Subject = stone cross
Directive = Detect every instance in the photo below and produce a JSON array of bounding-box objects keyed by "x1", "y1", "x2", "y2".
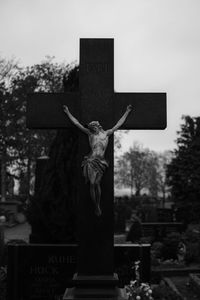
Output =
[{"x1": 27, "y1": 39, "x2": 166, "y2": 297}]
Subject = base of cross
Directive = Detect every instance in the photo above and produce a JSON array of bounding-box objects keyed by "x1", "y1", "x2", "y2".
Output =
[{"x1": 63, "y1": 273, "x2": 128, "y2": 299}]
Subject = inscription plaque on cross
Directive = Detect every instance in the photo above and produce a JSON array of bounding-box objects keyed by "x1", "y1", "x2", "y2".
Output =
[{"x1": 27, "y1": 39, "x2": 166, "y2": 298}]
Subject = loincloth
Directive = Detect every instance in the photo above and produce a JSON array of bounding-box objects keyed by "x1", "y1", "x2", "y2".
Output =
[{"x1": 81, "y1": 155, "x2": 108, "y2": 184}]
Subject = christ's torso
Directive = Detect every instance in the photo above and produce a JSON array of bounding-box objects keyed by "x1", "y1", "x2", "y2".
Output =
[{"x1": 89, "y1": 131, "x2": 109, "y2": 157}]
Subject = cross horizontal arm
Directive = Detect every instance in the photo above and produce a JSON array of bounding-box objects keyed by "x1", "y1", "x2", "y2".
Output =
[
  {"x1": 113, "y1": 92, "x2": 166, "y2": 129},
  {"x1": 27, "y1": 93, "x2": 80, "y2": 129}
]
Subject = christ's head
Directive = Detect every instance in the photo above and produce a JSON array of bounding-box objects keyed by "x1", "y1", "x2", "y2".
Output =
[{"x1": 87, "y1": 121, "x2": 103, "y2": 133}]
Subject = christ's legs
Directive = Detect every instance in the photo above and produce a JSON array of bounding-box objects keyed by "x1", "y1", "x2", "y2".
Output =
[
  {"x1": 95, "y1": 174, "x2": 102, "y2": 216},
  {"x1": 90, "y1": 184, "x2": 96, "y2": 206}
]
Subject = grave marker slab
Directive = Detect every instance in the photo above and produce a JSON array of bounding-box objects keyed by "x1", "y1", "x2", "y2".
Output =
[
  {"x1": 142, "y1": 222, "x2": 183, "y2": 241},
  {"x1": 7, "y1": 244, "x2": 77, "y2": 300},
  {"x1": 7, "y1": 244, "x2": 150, "y2": 300}
]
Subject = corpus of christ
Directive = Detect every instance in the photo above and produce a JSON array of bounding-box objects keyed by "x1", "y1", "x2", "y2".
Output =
[{"x1": 63, "y1": 104, "x2": 133, "y2": 216}]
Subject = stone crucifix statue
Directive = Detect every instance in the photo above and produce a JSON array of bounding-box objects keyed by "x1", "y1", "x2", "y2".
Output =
[{"x1": 63, "y1": 104, "x2": 132, "y2": 216}]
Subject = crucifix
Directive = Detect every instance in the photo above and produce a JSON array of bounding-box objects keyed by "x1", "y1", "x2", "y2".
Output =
[
  {"x1": 27, "y1": 39, "x2": 166, "y2": 298},
  {"x1": 63, "y1": 103, "x2": 132, "y2": 217}
]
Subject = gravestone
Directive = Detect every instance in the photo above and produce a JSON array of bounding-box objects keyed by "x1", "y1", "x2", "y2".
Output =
[
  {"x1": 142, "y1": 222, "x2": 183, "y2": 241},
  {"x1": 27, "y1": 39, "x2": 166, "y2": 299},
  {"x1": 7, "y1": 244, "x2": 77, "y2": 300},
  {"x1": 0, "y1": 201, "x2": 20, "y2": 226},
  {"x1": 7, "y1": 243, "x2": 150, "y2": 300},
  {"x1": 157, "y1": 208, "x2": 173, "y2": 222}
]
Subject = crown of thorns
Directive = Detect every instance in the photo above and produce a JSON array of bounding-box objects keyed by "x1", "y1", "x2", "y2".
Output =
[{"x1": 88, "y1": 121, "x2": 100, "y2": 127}]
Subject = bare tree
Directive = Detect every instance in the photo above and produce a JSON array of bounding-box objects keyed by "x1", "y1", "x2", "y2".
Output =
[{"x1": 0, "y1": 57, "x2": 19, "y2": 201}]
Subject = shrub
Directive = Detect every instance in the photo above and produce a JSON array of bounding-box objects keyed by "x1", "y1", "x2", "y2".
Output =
[
  {"x1": 161, "y1": 233, "x2": 181, "y2": 260},
  {"x1": 153, "y1": 283, "x2": 182, "y2": 300},
  {"x1": 151, "y1": 242, "x2": 163, "y2": 266},
  {"x1": 182, "y1": 226, "x2": 200, "y2": 264}
]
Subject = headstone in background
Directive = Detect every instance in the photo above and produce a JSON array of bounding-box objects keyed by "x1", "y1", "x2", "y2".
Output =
[
  {"x1": 142, "y1": 222, "x2": 183, "y2": 242},
  {"x1": 0, "y1": 201, "x2": 20, "y2": 226},
  {"x1": 157, "y1": 208, "x2": 173, "y2": 222},
  {"x1": 7, "y1": 243, "x2": 150, "y2": 300}
]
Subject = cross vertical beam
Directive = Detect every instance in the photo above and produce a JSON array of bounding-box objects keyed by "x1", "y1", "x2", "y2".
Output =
[{"x1": 77, "y1": 39, "x2": 115, "y2": 275}]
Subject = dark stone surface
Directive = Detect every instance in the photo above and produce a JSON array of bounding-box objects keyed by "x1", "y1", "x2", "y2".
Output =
[
  {"x1": 114, "y1": 93, "x2": 166, "y2": 129},
  {"x1": 63, "y1": 286, "x2": 126, "y2": 300},
  {"x1": 7, "y1": 243, "x2": 150, "y2": 300},
  {"x1": 7, "y1": 244, "x2": 77, "y2": 300},
  {"x1": 77, "y1": 39, "x2": 114, "y2": 275},
  {"x1": 34, "y1": 157, "x2": 49, "y2": 194},
  {"x1": 27, "y1": 92, "x2": 166, "y2": 130},
  {"x1": 71, "y1": 273, "x2": 119, "y2": 287}
]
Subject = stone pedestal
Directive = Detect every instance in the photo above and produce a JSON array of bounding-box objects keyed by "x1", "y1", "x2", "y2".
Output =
[{"x1": 63, "y1": 273, "x2": 127, "y2": 300}]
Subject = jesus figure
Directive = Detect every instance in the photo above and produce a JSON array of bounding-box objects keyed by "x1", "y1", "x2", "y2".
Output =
[{"x1": 63, "y1": 104, "x2": 132, "y2": 216}]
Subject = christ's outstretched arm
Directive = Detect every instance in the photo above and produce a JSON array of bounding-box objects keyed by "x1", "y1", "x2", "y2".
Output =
[
  {"x1": 106, "y1": 105, "x2": 133, "y2": 136},
  {"x1": 63, "y1": 105, "x2": 89, "y2": 134}
]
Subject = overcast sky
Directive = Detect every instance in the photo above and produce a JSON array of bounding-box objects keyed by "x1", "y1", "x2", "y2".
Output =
[{"x1": 1, "y1": 0, "x2": 200, "y2": 153}]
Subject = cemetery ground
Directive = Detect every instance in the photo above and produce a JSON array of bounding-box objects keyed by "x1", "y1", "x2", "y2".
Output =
[{"x1": 0, "y1": 218, "x2": 200, "y2": 299}]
